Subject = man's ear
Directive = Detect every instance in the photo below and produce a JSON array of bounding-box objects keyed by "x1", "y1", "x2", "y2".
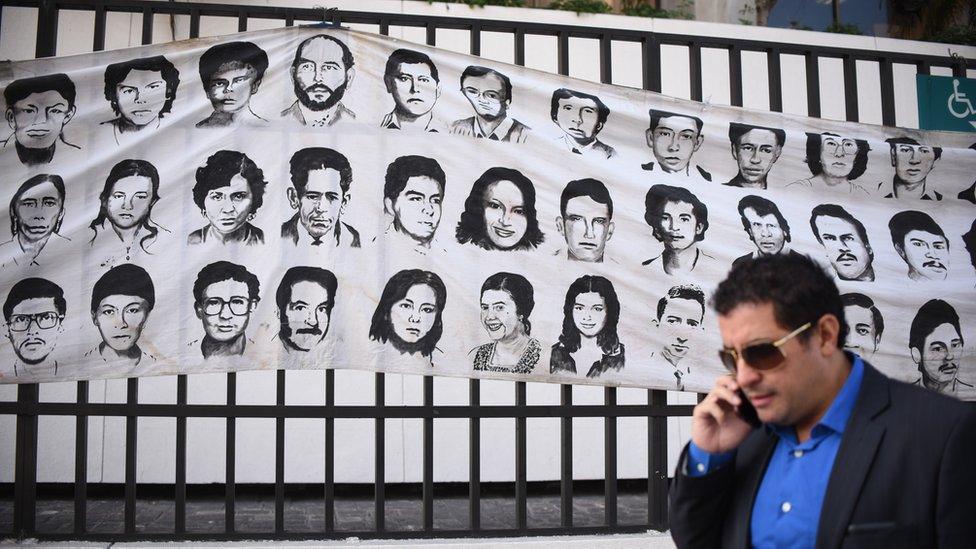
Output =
[
  {"x1": 651, "y1": 318, "x2": 660, "y2": 328},
  {"x1": 772, "y1": 146, "x2": 783, "y2": 163},
  {"x1": 890, "y1": 149, "x2": 897, "y2": 168},
  {"x1": 555, "y1": 216, "x2": 565, "y2": 237},
  {"x1": 645, "y1": 128, "x2": 654, "y2": 148},
  {"x1": 6, "y1": 108, "x2": 15, "y2": 130},
  {"x1": 594, "y1": 121, "x2": 604, "y2": 135},
  {"x1": 606, "y1": 221, "x2": 615, "y2": 242},
  {"x1": 346, "y1": 69, "x2": 356, "y2": 88},
  {"x1": 194, "y1": 304, "x2": 203, "y2": 320},
  {"x1": 251, "y1": 77, "x2": 264, "y2": 95},
  {"x1": 63, "y1": 105, "x2": 76, "y2": 126},
  {"x1": 910, "y1": 346, "x2": 921, "y2": 365},
  {"x1": 817, "y1": 314, "x2": 841, "y2": 356},
  {"x1": 384, "y1": 197, "x2": 395, "y2": 216},
  {"x1": 286, "y1": 187, "x2": 300, "y2": 209},
  {"x1": 693, "y1": 133, "x2": 704, "y2": 152},
  {"x1": 695, "y1": 221, "x2": 704, "y2": 238},
  {"x1": 434, "y1": 82, "x2": 442, "y2": 101},
  {"x1": 340, "y1": 192, "x2": 350, "y2": 215},
  {"x1": 730, "y1": 142, "x2": 739, "y2": 160}
]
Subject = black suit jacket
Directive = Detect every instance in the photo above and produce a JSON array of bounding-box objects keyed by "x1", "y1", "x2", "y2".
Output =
[{"x1": 669, "y1": 362, "x2": 976, "y2": 548}]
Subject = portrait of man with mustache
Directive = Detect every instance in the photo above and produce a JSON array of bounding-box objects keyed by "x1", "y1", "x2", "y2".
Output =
[
  {"x1": 809, "y1": 204, "x2": 875, "y2": 282},
  {"x1": 2, "y1": 277, "x2": 66, "y2": 382},
  {"x1": 731, "y1": 195, "x2": 801, "y2": 270},
  {"x1": 282, "y1": 147, "x2": 360, "y2": 248},
  {"x1": 281, "y1": 34, "x2": 356, "y2": 127},
  {"x1": 888, "y1": 210, "x2": 949, "y2": 281},
  {"x1": 2, "y1": 73, "x2": 80, "y2": 166},
  {"x1": 276, "y1": 266, "x2": 337, "y2": 354},
  {"x1": 910, "y1": 299, "x2": 971, "y2": 395},
  {"x1": 0, "y1": 174, "x2": 71, "y2": 270}
]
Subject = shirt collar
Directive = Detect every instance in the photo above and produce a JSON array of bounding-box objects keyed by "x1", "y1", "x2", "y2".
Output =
[
  {"x1": 474, "y1": 116, "x2": 515, "y2": 139},
  {"x1": 769, "y1": 354, "x2": 865, "y2": 441}
]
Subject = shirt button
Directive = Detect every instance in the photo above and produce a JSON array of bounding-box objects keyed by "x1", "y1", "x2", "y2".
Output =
[
  {"x1": 781, "y1": 502, "x2": 792, "y2": 513},
  {"x1": 696, "y1": 463, "x2": 705, "y2": 473},
  {"x1": 794, "y1": 450, "x2": 804, "y2": 458}
]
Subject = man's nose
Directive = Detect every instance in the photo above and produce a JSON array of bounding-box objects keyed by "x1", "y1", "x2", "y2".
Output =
[
  {"x1": 760, "y1": 225, "x2": 772, "y2": 237},
  {"x1": 122, "y1": 197, "x2": 134, "y2": 210},
  {"x1": 667, "y1": 135, "x2": 679, "y2": 151},
  {"x1": 218, "y1": 304, "x2": 233, "y2": 319},
  {"x1": 304, "y1": 310, "x2": 319, "y2": 326},
  {"x1": 749, "y1": 149, "x2": 762, "y2": 163},
  {"x1": 134, "y1": 89, "x2": 146, "y2": 104},
  {"x1": 408, "y1": 79, "x2": 418, "y2": 94},
  {"x1": 583, "y1": 220, "x2": 595, "y2": 239},
  {"x1": 736, "y1": 362, "x2": 762, "y2": 388},
  {"x1": 908, "y1": 149, "x2": 920, "y2": 164},
  {"x1": 117, "y1": 315, "x2": 130, "y2": 329},
  {"x1": 676, "y1": 336, "x2": 688, "y2": 344}
]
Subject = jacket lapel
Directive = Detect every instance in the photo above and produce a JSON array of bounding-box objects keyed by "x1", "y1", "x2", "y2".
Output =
[
  {"x1": 815, "y1": 363, "x2": 890, "y2": 549},
  {"x1": 729, "y1": 429, "x2": 778, "y2": 548}
]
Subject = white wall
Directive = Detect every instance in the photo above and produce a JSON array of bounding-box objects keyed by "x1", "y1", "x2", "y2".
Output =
[{"x1": 1, "y1": 0, "x2": 973, "y2": 485}]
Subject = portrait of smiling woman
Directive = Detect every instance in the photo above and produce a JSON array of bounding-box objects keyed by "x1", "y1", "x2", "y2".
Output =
[
  {"x1": 472, "y1": 272, "x2": 541, "y2": 374},
  {"x1": 550, "y1": 275, "x2": 624, "y2": 378},
  {"x1": 89, "y1": 159, "x2": 168, "y2": 266},
  {"x1": 188, "y1": 150, "x2": 267, "y2": 245},
  {"x1": 369, "y1": 269, "x2": 447, "y2": 366},
  {"x1": 456, "y1": 167, "x2": 544, "y2": 251}
]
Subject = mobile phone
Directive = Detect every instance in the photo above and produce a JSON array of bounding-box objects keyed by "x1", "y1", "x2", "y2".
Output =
[{"x1": 736, "y1": 389, "x2": 761, "y2": 428}]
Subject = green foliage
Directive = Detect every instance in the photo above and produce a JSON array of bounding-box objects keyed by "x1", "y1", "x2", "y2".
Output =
[
  {"x1": 427, "y1": 0, "x2": 525, "y2": 8},
  {"x1": 547, "y1": 0, "x2": 613, "y2": 14},
  {"x1": 620, "y1": 0, "x2": 693, "y2": 19},
  {"x1": 824, "y1": 22, "x2": 863, "y2": 35},
  {"x1": 926, "y1": 25, "x2": 976, "y2": 46}
]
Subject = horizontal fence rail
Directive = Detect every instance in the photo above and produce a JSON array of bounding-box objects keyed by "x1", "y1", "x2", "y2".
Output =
[{"x1": 1, "y1": 0, "x2": 973, "y2": 542}]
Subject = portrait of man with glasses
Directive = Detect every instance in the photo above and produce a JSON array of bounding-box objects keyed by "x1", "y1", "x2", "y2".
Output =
[
  {"x1": 669, "y1": 253, "x2": 976, "y2": 548},
  {"x1": 2, "y1": 277, "x2": 66, "y2": 381},
  {"x1": 450, "y1": 65, "x2": 530, "y2": 143},
  {"x1": 191, "y1": 261, "x2": 260, "y2": 359}
]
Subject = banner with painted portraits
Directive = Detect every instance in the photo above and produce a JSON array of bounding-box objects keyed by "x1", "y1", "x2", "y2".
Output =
[{"x1": 1, "y1": 25, "x2": 974, "y2": 400}]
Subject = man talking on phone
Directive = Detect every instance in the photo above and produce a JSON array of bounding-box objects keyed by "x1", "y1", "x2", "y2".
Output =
[{"x1": 669, "y1": 253, "x2": 976, "y2": 548}]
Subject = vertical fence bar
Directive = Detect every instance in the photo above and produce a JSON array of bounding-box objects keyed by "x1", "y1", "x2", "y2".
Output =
[
  {"x1": 729, "y1": 45, "x2": 743, "y2": 107},
  {"x1": 917, "y1": 60, "x2": 931, "y2": 76},
  {"x1": 189, "y1": 9, "x2": 201, "y2": 39},
  {"x1": 225, "y1": 373, "x2": 236, "y2": 533},
  {"x1": 604, "y1": 387, "x2": 617, "y2": 527},
  {"x1": 879, "y1": 58, "x2": 896, "y2": 126},
  {"x1": 648, "y1": 389, "x2": 668, "y2": 530},
  {"x1": 92, "y1": 5, "x2": 106, "y2": 52},
  {"x1": 470, "y1": 24, "x2": 481, "y2": 57},
  {"x1": 469, "y1": 379, "x2": 481, "y2": 531},
  {"x1": 600, "y1": 33, "x2": 612, "y2": 84},
  {"x1": 73, "y1": 381, "x2": 88, "y2": 535},
  {"x1": 140, "y1": 6, "x2": 153, "y2": 45},
  {"x1": 767, "y1": 49, "x2": 783, "y2": 113},
  {"x1": 124, "y1": 379, "x2": 139, "y2": 534},
  {"x1": 175, "y1": 375, "x2": 187, "y2": 535},
  {"x1": 514, "y1": 28, "x2": 525, "y2": 66},
  {"x1": 557, "y1": 31, "x2": 569, "y2": 76},
  {"x1": 426, "y1": 22, "x2": 436, "y2": 47},
  {"x1": 324, "y1": 369, "x2": 335, "y2": 533},
  {"x1": 423, "y1": 375, "x2": 434, "y2": 532},
  {"x1": 375, "y1": 373, "x2": 386, "y2": 532},
  {"x1": 275, "y1": 370, "x2": 286, "y2": 535},
  {"x1": 642, "y1": 35, "x2": 662, "y2": 93},
  {"x1": 238, "y1": 10, "x2": 247, "y2": 32},
  {"x1": 13, "y1": 384, "x2": 39, "y2": 537},
  {"x1": 34, "y1": 0, "x2": 58, "y2": 58},
  {"x1": 515, "y1": 382, "x2": 527, "y2": 531},
  {"x1": 689, "y1": 42, "x2": 702, "y2": 102},
  {"x1": 805, "y1": 51, "x2": 821, "y2": 118},
  {"x1": 560, "y1": 385, "x2": 572, "y2": 528},
  {"x1": 842, "y1": 54, "x2": 859, "y2": 122}
]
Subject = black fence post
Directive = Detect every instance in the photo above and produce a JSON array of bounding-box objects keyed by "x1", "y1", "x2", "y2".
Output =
[{"x1": 13, "y1": 384, "x2": 39, "y2": 539}]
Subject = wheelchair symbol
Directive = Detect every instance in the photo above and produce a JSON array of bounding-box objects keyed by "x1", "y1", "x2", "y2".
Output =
[{"x1": 948, "y1": 79, "x2": 976, "y2": 119}]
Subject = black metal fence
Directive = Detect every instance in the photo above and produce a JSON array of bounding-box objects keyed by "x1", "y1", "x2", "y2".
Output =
[{"x1": 1, "y1": 0, "x2": 972, "y2": 542}]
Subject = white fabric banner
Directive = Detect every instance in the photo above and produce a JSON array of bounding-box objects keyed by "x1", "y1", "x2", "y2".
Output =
[{"x1": 1, "y1": 25, "x2": 974, "y2": 399}]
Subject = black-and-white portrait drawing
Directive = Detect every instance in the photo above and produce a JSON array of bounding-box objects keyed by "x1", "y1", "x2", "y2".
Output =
[
  {"x1": 283, "y1": 147, "x2": 360, "y2": 248},
  {"x1": 456, "y1": 167, "x2": 544, "y2": 251},
  {"x1": 276, "y1": 266, "x2": 337, "y2": 353},
  {"x1": 909, "y1": 299, "x2": 971, "y2": 395},
  {"x1": 472, "y1": 272, "x2": 541, "y2": 374},
  {"x1": 963, "y1": 219, "x2": 976, "y2": 281},
  {"x1": 2, "y1": 277, "x2": 65, "y2": 380},
  {"x1": 451, "y1": 66, "x2": 530, "y2": 143},
  {"x1": 642, "y1": 184, "x2": 714, "y2": 276},
  {"x1": 369, "y1": 269, "x2": 447, "y2": 366},
  {"x1": 383, "y1": 155, "x2": 445, "y2": 251},
  {"x1": 550, "y1": 88, "x2": 615, "y2": 158},
  {"x1": 789, "y1": 132, "x2": 870, "y2": 194},
  {"x1": 841, "y1": 293, "x2": 883, "y2": 357},
  {"x1": 0, "y1": 174, "x2": 70, "y2": 269},
  {"x1": 282, "y1": 34, "x2": 356, "y2": 127},
  {"x1": 101, "y1": 56, "x2": 179, "y2": 142},
  {"x1": 192, "y1": 261, "x2": 260, "y2": 358},
  {"x1": 381, "y1": 49, "x2": 441, "y2": 132},
  {"x1": 550, "y1": 275, "x2": 624, "y2": 378},
  {"x1": 641, "y1": 109, "x2": 711, "y2": 181},
  {"x1": 809, "y1": 204, "x2": 874, "y2": 282},
  {"x1": 724, "y1": 122, "x2": 785, "y2": 189},
  {"x1": 88, "y1": 159, "x2": 167, "y2": 265},
  {"x1": 2, "y1": 74, "x2": 79, "y2": 166},
  {"x1": 731, "y1": 194, "x2": 801, "y2": 270},
  {"x1": 556, "y1": 178, "x2": 614, "y2": 262},
  {"x1": 86, "y1": 264, "x2": 156, "y2": 369},
  {"x1": 956, "y1": 142, "x2": 976, "y2": 203},
  {"x1": 888, "y1": 210, "x2": 949, "y2": 281},
  {"x1": 878, "y1": 137, "x2": 942, "y2": 200},
  {"x1": 652, "y1": 284, "x2": 705, "y2": 391},
  {"x1": 196, "y1": 41, "x2": 269, "y2": 127},
  {"x1": 188, "y1": 150, "x2": 267, "y2": 246}
]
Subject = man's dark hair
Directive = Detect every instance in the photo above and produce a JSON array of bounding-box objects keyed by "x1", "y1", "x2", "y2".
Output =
[
  {"x1": 384, "y1": 156, "x2": 445, "y2": 204},
  {"x1": 369, "y1": 269, "x2": 447, "y2": 357},
  {"x1": 192, "y1": 150, "x2": 267, "y2": 212},
  {"x1": 885, "y1": 136, "x2": 942, "y2": 161},
  {"x1": 809, "y1": 203, "x2": 869, "y2": 246},
  {"x1": 4, "y1": 73, "x2": 76, "y2": 111},
  {"x1": 550, "y1": 88, "x2": 610, "y2": 128},
  {"x1": 292, "y1": 34, "x2": 354, "y2": 72},
  {"x1": 4, "y1": 277, "x2": 66, "y2": 322},
  {"x1": 656, "y1": 284, "x2": 705, "y2": 323},
  {"x1": 456, "y1": 167, "x2": 545, "y2": 250},
  {"x1": 804, "y1": 132, "x2": 870, "y2": 180},
  {"x1": 9, "y1": 174, "x2": 65, "y2": 237},
  {"x1": 558, "y1": 275, "x2": 621, "y2": 355},
  {"x1": 909, "y1": 299, "x2": 961, "y2": 354},
  {"x1": 841, "y1": 292, "x2": 884, "y2": 341},
  {"x1": 887, "y1": 210, "x2": 947, "y2": 255},
  {"x1": 728, "y1": 122, "x2": 786, "y2": 147},
  {"x1": 193, "y1": 261, "x2": 260, "y2": 305},
  {"x1": 289, "y1": 147, "x2": 353, "y2": 196},
  {"x1": 737, "y1": 194, "x2": 790, "y2": 242},
  {"x1": 481, "y1": 272, "x2": 535, "y2": 335},
  {"x1": 103, "y1": 56, "x2": 180, "y2": 118},
  {"x1": 962, "y1": 218, "x2": 976, "y2": 271},
  {"x1": 560, "y1": 178, "x2": 613, "y2": 219},
  {"x1": 712, "y1": 253, "x2": 848, "y2": 348},
  {"x1": 643, "y1": 184, "x2": 708, "y2": 243},
  {"x1": 460, "y1": 66, "x2": 512, "y2": 102},
  {"x1": 275, "y1": 266, "x2": 337, "y2": 316},
  {"x1": 199, "y1": 41, "x2": 269, "y2": 89},
  {"x1": 91, "y1": 264, "x2": 156, "y2": 314},
  {"x1": 89, "y1": 159, "x2": 162, "y2": 253},
  {"x1": 648, "y1": 108, "x2": 703, "y2": 134},
  {"x1": 384, "y1": 49, "x2": 439, "y2": 93}
]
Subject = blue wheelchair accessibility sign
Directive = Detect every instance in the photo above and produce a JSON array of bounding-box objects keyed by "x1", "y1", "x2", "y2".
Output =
[{"x1": 917, "y1": 74, "x2": 976, "y2": 133}]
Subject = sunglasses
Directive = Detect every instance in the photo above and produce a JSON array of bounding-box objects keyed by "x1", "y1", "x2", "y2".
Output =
[{"x1": 718, "y1": 322, "x2": 812, "y2": 373}]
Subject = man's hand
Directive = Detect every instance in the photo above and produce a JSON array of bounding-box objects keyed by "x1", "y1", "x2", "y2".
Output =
[{"x1": 691, "y1": 375, "x2": 755, "y2": 454}]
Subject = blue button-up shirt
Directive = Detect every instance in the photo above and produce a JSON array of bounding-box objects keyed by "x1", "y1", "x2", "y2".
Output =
[{"x1": 687, "y1": 356, "x2": 865, "y2": 549}]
